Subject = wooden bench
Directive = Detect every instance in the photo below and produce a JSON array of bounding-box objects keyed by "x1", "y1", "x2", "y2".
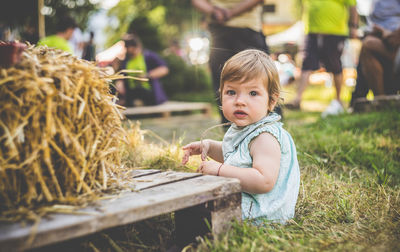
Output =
[
  {"x1": 0, "y1": 170, "x2": 241, "y2": 251},
  {"x1": 353, "y1": 95, "x2": 400, "y2": 112},
  {"x1": 123, "y1": 101, "x2": 213, "y2": 118}
]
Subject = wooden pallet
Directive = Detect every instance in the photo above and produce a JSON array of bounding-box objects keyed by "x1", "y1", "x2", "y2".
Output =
[
  {"x1": 122, "y1": 101, "x2": 212, "y2": 118},
  {"x1": 0, "y1": 170, "x2": 241, "y2": 251}
]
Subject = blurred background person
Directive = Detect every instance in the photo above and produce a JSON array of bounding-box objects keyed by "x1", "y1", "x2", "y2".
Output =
[
  {"x1": 20, "y1": 22, "x2": 39, "y2": 45},
  {"x1": 350, "y1": 0, "x2": 400, "y2": 108},
  {"x1": 286, "y1": 0, "x2": 358, "y2": 117},
  {"x1": 114, "y1": 34, "x2": 169, "y2": 107},
  {"x1": 82, "y1": 31, "x2": 96, "y2": 61},
  {"x1": 69, "y1": 26, "x2": 84, "y2": 58},
  {"x1": 37, "y1": 15, "x2": 77, "y2": 53},
  {"x1": 191, "y1": 0, "x2": 270, "y2": 125}
]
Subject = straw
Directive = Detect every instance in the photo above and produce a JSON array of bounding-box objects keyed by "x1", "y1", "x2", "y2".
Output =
[{"x1": 0, "y1": 45, "x2": 129, "y2": 221}]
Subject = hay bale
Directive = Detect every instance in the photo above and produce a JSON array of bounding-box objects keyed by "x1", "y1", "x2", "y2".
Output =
[{"x1": 0, "y1": 46, "x2": 127, "y2": 219}]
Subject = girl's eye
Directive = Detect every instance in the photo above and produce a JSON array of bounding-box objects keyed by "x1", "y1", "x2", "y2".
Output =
[
  {"x1": 250, "y1": 91, "x2": 257, "y2": 96},
  {"x1": 226, "y1": 90, "x2": 235, "y2": 95}
]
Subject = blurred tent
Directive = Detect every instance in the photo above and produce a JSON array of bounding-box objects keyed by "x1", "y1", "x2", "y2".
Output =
[{"x1": 266, "y1": 21, "x2": 304, "y2": 47}]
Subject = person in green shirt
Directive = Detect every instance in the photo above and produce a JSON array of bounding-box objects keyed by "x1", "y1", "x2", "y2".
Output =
[
  {"x1": 287, "y1": 0, "x2": 358, "y2": 117},
  {"x1": 37, "y1": 16, "x2": 77, "y2": 53}
]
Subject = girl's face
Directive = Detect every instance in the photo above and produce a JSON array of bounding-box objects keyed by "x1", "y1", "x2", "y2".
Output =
[{"x1": 222, "y1": 78, "x2": 271, "y2": 127}]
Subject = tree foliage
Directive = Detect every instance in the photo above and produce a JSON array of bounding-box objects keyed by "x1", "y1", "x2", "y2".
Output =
[
  {"x1": 43, "y1": 0, "x2": 99, "y2": 34},
  {"x1": 106, "y1": 0, "x2": 199, "y2": 52},
  {"x1": 0, "y1": 0, "x2": 99, "y2": 36}
]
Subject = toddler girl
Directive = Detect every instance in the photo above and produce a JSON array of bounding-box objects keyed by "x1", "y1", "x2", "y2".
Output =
[{"x1": 182, "y1": 49, "x2": 300, "y2": 224}]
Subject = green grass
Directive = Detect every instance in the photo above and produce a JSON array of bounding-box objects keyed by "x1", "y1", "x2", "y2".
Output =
[
  {"x1": 112, "y1": 107, "x2": 400, "y2": 251},
  {"x1": 194, "y1": 109, "x2": 400, "y2": 251},
  {"x1": 286, "y1": 110, "x2": 400, "y2": 186},
  {"x1": 113, "y1": 84, "x2": 400, "y2": 251}
]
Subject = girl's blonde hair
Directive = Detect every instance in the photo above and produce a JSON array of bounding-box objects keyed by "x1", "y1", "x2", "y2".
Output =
[{"x1": 219, "y1": 49, "x2": 281, "y2": 112}]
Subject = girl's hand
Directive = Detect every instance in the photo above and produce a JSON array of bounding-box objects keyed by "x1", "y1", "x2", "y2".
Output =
[
  {"x1": 181, "y1": 140, "x2": 210, "y2": 165},
  {"x1": 198, "y1": 160, "x2": 221, "y2": 176}
]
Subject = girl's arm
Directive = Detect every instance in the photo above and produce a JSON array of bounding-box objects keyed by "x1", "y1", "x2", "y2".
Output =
[
  {"x1": 182, "y1": 139, "x2": 224, "y2": 164},
  {"x1": 200, "y1": 133, "x2": 280, "y2": 194},
  {"x1": 204, "y1": 139, "x2": 224, "y2": 162}
]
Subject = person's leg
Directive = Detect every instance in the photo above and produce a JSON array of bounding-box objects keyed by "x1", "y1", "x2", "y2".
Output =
[
  {"x1": 142, "y1": 88, "x2": 156, "y2": 106},
  {"x1": 293, "y1": 70, "x2": 312, "y2": 105},
  {"x1": 350, "y1": 61, "x2": 370, "y2": 108},
  {"x1": 321, "y1": 35, "x2": 345, "y2": 105},
  {"x1": 333, "y1": 72, "x2": 343, "y2": 104},
  {"x1": 130, "y1": 87, "x2": 148, "y2": 107},
  {"x1": 287, "y1": 34, "x2": 319, "y2": 108},
  {"x1": 392, "y1": 48, "x2": 400, "y2": 93},
  {"x1": 320, "y1": 35, "x2": 346, "y2": 117},
  {"x1": 359, "y1": 36, "x2": 392, "y2": 96}
]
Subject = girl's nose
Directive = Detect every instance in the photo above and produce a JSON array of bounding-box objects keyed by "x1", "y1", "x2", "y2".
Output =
[{"x1": 235, "y1": 93, "x2": 246, "y2": 106}]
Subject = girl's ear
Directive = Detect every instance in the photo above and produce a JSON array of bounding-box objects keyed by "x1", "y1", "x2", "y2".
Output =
[{"x1": 268, "y1": 94, "x2": 279, "y2": 112}]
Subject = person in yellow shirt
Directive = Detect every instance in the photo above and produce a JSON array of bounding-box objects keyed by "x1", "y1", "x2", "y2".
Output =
[
  {"x1": 37, "y1": 16, "x2": 77, "y2": 53},
  {"x1": 287, "y1": 0, "x2": 358, "y2": 117}
]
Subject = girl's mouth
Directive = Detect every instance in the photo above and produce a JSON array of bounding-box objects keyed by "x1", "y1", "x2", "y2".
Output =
[{"x1": 234, "y1": 110, "x2": 247, "y2": 118}]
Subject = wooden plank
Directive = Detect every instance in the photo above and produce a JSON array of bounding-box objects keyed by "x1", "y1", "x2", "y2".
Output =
[
  {"x1": 209, "y1": 192, "x2": 242, "y2": 235},
  {"x1": 0, "y1": 175, "x2": 241, "y2": 251},
  {"x1": 131, "y1": 171, "x2": 202, "y2": 190},
  {"x1": 122, "y1": 101, "x2": 212, "y2": 116},
  {"x1": 174, "y1": 192, "x2": 242, "y2": 247},
  {"x1": 131, "y1": 169, "x2": 160, "y2": 178}
]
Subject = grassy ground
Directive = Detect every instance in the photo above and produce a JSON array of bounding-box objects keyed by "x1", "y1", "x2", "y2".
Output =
[
  {"x1": 109, "y1": 83, "x2": 399, "y2": 251},
  {"x1": 132, "y1": 84, "x2": 400, "y2": 251},
  {"x1": 37, "y1": 84, "x2": 400, "y2": 251},
  {"x1": 193, "y1": 109, "x2": 400, "y2": 251}
]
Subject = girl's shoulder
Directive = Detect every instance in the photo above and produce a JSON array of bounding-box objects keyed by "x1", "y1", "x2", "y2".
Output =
[
  {"x1": 224, "y1": 113, "x2": 295, "y2": 155},
  {"x1": 245, "y1": 121, "x2": 282, "y2": 145},
  {"x1": 246, "y1": 121, "x2": 295, "y2": 155}
]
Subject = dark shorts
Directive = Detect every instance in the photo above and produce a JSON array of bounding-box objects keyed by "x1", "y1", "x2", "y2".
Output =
[
  {"x1": 302, "y1": 34, "x2": 346, "y2": 74},
  {"x1": 125, "y1": 86, "x2": 155, "y2": 106}
]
